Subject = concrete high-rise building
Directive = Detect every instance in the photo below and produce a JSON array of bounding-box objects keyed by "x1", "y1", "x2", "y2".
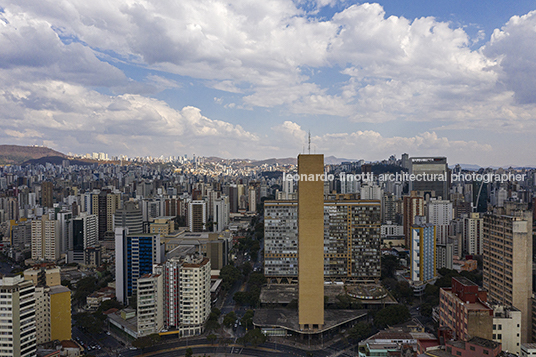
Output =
[
  {"x1": 41, "y1": 181, "x2": 53, "y2": 208},
  {"x1": 228, "y1": 185, "x2": 238, "y2": 213},
  {"x1": 114, "y1": 200, "x2": 143, "y2": 235},
  {"x1": 0, "y1": 275, "x2": 36, "y2": 357},
  {"x1": 248, "y1": 186, "x2": 257, "y2": 212},
  {"x1": 154, "y1": 253, "x2": 211, "y2": 336},
  {"x1": 165, "y1": 198, "x2": 183, "y2": 217},
  {"x1": 436, "y1": 242, "x2": 454, "y2": 270},
  {"x1": 24, "y1": 265, "x2": 71, "y2": 344},
  {"x1": 403, "y1": 192, "x2": 424, "y2": 247},
  {"x1": 213, "y1": 196, "x2": 229, "y2": 232},
  {"x1": 401, "y1": 153, "x2": 410, "y2": 170},
  {"x1": 115, "y1": 228, "x2": 162, "y2": 305},
  {"x1": 409, "y1": 157, "x2": 449, "y2": 200},
  {"x1": 11, "y1": 220, "x2": 32, "y2": 251},
  {"x1": 137, "y1": 273, "x2": 164, "y2": 337},
  {"x1": 92, "y1": 190, "x2": 121, "y2": 240},
  {"x1": 34, "y1": 285, "x2": 71, "y2": 344},
  {"x1": 382, "y1": 192, "x2": 398, "y2": 224},
  {"x1": 463, "y1": 212, "x2": 483, "y2": 255},
  {"x1": 188, "y1": 200, "x2": 206, "y2": 232},
  {"x1": 410, "y1": 222, "x2": 437, "y2": 292},
  {"x1": 263, "y1": 199, "x2": 381, "y2": 282},
  {"x1": 427, "y1": 199, "x2": 452, "y2": 245},
  {"x1": 439, "y1": 277, "x2": 492, "y2": 341},
  {"x1": 323, "y1": 200, "x2": 381, "y2": 281},
  {"x1": 492, "y1": 305, "x2": 522, "y2": 355},
  {"x1": 483, "y1": 211, "x2": 533, "y2": 343},
  {"x1": 24, "y1": 265, "x2": 61, "y2": 287},
  {"x1": 56, "y1": 210, "x2": 73, "y2": 254},
  {"x1": 68, "y1": 212, "x2": 98, "y2": 264},
  {"x1": 360, "y1": 183, "x2": 382, "y2": 200},
  {"x1": 264, "y1": 201, "x2": 298, "y2": 279},
  {"x1": 297, "y1": 154, "x2": 324, "y2": 331},
  {"x1": 31, "y1": 215, "x2": 60, "y2": 261}
]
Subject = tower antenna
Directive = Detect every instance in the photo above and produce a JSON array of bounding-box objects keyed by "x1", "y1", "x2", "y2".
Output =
[{"x1": 308, "y1": 131, "x2": 311, "y2": 154}]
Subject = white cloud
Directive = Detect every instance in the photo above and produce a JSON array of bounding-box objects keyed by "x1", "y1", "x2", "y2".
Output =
[
  {"x1": 0, "y1": 77, "x2": 258, "y2": 156},
  {"x1": 0, "y1": 0, "x2": 536, "y2": 163},
  {"x1": 483, "y1": 10, "x2": 536, "y2": 104}
]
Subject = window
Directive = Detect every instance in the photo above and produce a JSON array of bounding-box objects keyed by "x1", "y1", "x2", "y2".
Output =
[
  {"x1": 456, "y1": 352, "x2": 461, "y2": 356},
  {"x1": 483, "y1": 350, "x2": 489, "y2": 355},
  {"x1": 493, "y1": 334, "x2": 496, "y2": 339},
  {"x1": 470, "y1": 346, "x2": 476, "y2": 351},
  {"x1": 498, "y1": 334, "x2": 502, "y2": 339},
  {"x1": 498, "y1": 324, "x2": 502, "y2": 330}
]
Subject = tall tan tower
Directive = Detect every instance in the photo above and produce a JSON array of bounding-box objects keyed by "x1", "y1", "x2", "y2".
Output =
[{"x1": 298, "y1": 154, "x2": 324, "y2": 330}]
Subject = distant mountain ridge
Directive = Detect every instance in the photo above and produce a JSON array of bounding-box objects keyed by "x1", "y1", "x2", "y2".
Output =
[{"x1": 0, "y1": 145, "x2": 65, "y2": 165}]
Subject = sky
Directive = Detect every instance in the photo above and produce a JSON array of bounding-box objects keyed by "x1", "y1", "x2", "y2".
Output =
[{"x1": 1, "y1": 0, "x2": 536, "y2": 166}]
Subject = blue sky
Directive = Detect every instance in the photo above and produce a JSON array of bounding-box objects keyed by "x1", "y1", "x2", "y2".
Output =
[{"x1": 1, "y1": 0, "x2": 536, "y2": 166}]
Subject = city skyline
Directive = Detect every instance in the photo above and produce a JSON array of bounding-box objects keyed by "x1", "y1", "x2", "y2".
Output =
[{"x1": 1, "y1": 1, "x2": 536, "y2": 166}]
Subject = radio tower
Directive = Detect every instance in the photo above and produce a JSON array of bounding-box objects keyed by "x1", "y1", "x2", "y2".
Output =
[{"x1": 308, "y1": 131, "x2": 311, "y2": 154}]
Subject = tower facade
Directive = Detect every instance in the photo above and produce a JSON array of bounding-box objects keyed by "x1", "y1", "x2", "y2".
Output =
[{"x1": 298, "y1": 154, "x2": 324, "y2": 331}]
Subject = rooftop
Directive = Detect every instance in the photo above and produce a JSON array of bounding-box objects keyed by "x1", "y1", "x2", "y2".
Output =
[{"x1": 253, "y1": 308, "x2": 367, "y2": 334}]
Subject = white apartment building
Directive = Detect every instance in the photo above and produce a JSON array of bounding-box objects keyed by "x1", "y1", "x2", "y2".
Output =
[
  {"x1": 31, "y1": 215, "x2": 59, "y2": 261},
  {"x1": 463, "y1": 212, "x2": 483, "y2": 255},
  {"x1": 427, "y1": 199, "x2": 453, "y2": 245},
  {"x1": 0, "y1": 275, "x2": 36, "y2": 357},
  {"x1": 137, "y1": 273, "x2": 164, "y2": 337},
  {"x1": 154, "y1": 253, "x2": 211, "y2": 337},
  {"x1": 492, "y1": 305, "x2": 522, "y2": 355}
]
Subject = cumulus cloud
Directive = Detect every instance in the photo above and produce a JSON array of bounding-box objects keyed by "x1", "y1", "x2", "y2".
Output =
[
  {"x1": 270, "y1": 121, "x2": 491, "y2": 159},
  {"x1": 483, "y1": 10, "x2": 536, "y2": 104},
  {"x1": 0, "y1": 78, "x2": 258, "y2": 156}
]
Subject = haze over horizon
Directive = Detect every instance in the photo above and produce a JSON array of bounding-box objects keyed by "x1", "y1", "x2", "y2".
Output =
[{"x1": 1, "y1": 0, "x2": 536, "y2": 167}]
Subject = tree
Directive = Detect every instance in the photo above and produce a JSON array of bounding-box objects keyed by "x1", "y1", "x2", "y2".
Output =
[
  {"x1": 243, "y1": 328, "x2": 266, "y2": 347},
  {"x1": 220, "y1": 264, "x2": 242, "y2": 290},
  {"x1": 74, "y1": 312, "x2": 104, "y2": 334},
  {"x1": 241, "y1": 262, "x2": 253, "y2": 277},
  {"x1": 381, "y1": 255, "x2": 399, "y2": 280},
  {"x1": 207, "y1": 334, "x2": 217, "y2": 345},
  {"x1": 73, "y1": 276, "x2": 97, "y2": 304},
  {"x1": 223, "y1": 312, "x2": 237, "y2": 327},
  {"x1": 241, "y1": 310, "x2": 254, "y2": 330},
  {"x1": 211, "y1": 307, "x2": 221, "y2": 317},
  {"x1": 185, "y1": 347, "x2": 193, "y2": 357},
  {"x1": 233, "y1": 291, "x2": 248, "y2": 305},
  {"x1": 132, "y1": 333, "x2": 161, "y2": 349},
  {"x1": 336, "y1": 294, "x2": 351, "y2": 309},
  {"x1": 61, "y1": 279, "x2": 72, "y2": 289},
  {"x1": 420, "y1": 303, "x2": 433, "y2": 317},
  {"x1": 205, "y1": 310, "x2": 221, "y2": 332},
  {"x1": 349, "y1": 322, "x2": 372, "y2": 341},
  {"x1": 396, "y1": 281, "x2": 414, "y2": 303},
  {"x1": 97, "y1": 298, "x2": 123, "y2": 314},
  {"x1": 374, "y1": 304, "x2": 411, "y2": 328},
  {"x1": 248, "y1": 272, "x2": 266, "y2": 287}
]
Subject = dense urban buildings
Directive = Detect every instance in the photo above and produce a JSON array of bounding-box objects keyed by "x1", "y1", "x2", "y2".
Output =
[{"x1": 1, "y1": 148, "x2": 536, "y2": 355}]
